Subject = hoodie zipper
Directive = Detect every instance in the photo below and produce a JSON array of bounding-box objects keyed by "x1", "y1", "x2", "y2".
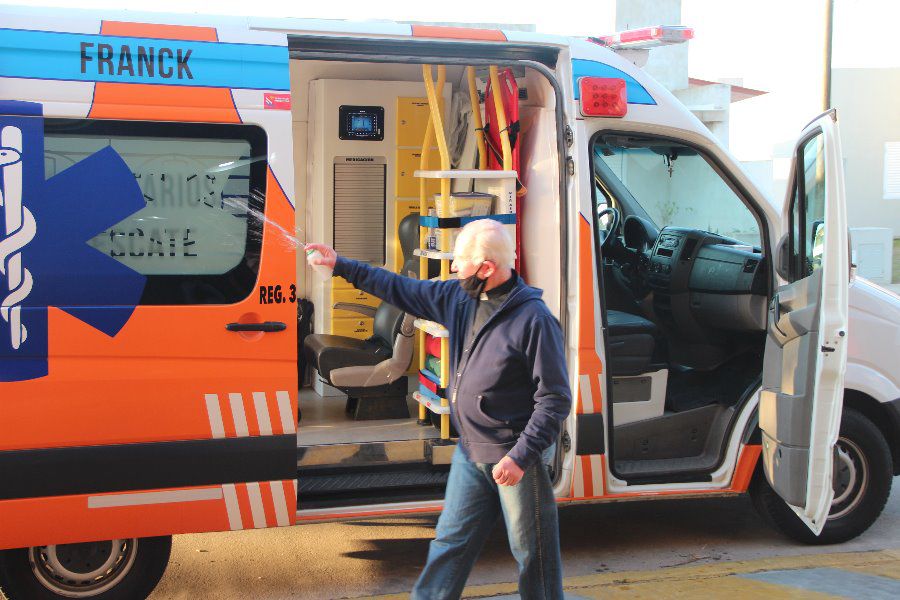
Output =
[{"x1": 451, "y1": 287, "x2": 537, "y2": 442}]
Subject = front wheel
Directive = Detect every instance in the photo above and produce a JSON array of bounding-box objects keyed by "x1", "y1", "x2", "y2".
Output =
[
  {"x1": 0, "y1": 536, "x2": 171, "y2": 600},
  {"x1": 751, "y1": 408, "x2": 893, "y2": 545}
]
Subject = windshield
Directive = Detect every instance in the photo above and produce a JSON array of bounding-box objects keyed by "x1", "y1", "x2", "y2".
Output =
[{"x1": 593, "y1": 140, "x2": 761, "y2": 247}]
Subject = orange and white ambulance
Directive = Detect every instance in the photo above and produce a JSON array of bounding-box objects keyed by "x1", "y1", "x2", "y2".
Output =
[{"x1": 1, "y1": 5, "x2": 898, "y2": 598}]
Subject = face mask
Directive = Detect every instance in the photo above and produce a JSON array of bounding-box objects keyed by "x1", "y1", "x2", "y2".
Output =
[{"x1": 459, "y1": 263, "x2": 487, "y2": 300}]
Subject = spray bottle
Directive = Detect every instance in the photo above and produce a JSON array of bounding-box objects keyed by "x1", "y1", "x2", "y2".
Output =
[{"x1": 305, "y1": 245, "x2": 334, "y2": 279}]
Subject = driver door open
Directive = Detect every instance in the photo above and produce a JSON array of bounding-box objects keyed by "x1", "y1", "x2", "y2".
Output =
[{"x1": 760, "y1": 109, "x2": 849, "y2": 535}]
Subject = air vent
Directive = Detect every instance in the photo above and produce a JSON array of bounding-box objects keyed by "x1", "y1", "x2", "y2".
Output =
[
  {"x1": 680, "y1": 238, "x2": 698, "y2": 261},
  {"x1": 333, "y1": 157, "x2": 386, "y2": 265},
  {"x1": 743, "y1": 258, "x2": 759, "y2": 273}
]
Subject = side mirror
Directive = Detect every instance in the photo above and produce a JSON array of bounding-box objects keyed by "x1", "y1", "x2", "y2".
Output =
[
  {"x1": 810, "y1": 220, "x2": 825, "y2": 268},
  {"x1": 775, "y1": 233, "x2": 791, "y2": 281}
]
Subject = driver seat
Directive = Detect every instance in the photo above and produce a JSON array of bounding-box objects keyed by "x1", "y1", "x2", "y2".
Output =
[{"x1": 606, "y1": 310, "x2": 660, "y2": 376}]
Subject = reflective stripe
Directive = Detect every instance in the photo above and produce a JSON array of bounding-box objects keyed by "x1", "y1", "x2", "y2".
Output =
[
  {"x1": 246, "y1": 482, "x2": 267, "y2": 528},
  {"x1": 275, "y1": 390, "x2": 294, "y2": 434},
  {"x1": 252, "y1": 391, "x2": 273, "y2": 436},
  {"x1": 579, "y1": 374, "x2": 594, "y2": 415},
  {"x1": 271, "y1": 480, "x2": 290, "y2": 527},
  {"x1": 222, "y1": 484, "x2": 242, "y2": 530},
  {"x1": 229, "y1": 392, "x2": 249, "y2": 437},
  {"x1": 88, "y1": 488, "x2": 222, "y2": 508},
  {"x1": 205, "y1": 393, "x2": 225, "y2": 438}
]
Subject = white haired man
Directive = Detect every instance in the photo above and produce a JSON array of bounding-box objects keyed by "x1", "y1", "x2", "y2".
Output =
[{"x1": 307, "y1": 219, "x2": 571, "y2": 599}]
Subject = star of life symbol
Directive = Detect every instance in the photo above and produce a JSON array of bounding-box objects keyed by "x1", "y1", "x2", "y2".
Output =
[
  {"x1": 0, "y1": 125, "x2": 34, "y2": 350},
  {"x1": 0, "y1": 102, "x2": 146, "y2": 382}
]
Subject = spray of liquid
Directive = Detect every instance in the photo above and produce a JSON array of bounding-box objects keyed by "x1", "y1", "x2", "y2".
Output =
[{"x1": 222, "y1": 190, "x2": 332, "y2": 277}]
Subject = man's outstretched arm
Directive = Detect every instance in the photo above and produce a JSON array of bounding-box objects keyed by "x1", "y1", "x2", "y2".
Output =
[{"x1": 306, "y1": 243, "x2": 459, "y2": 325}]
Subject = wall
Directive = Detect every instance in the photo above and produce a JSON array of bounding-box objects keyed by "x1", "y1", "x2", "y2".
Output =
[{"x1": 832, "y1": 68, "x2": 900, "y2": 238}]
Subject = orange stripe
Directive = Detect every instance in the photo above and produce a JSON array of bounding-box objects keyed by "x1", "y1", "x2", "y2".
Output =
[
  {"x1": 580, "y1": 455, "x2": 594, "y2": 497},
  {"x1": 101, "y1": 20, "x2": 218, "y2": 42},
  {"x1": 0, "y1": 485, "x2": 229, "y2": 550},
  {"x1": 260, "y1": 482, "x2": 278, "y2": 526},
  {"x1": 88, "y1": 84, "x2": 241, "y2": 123},
  {"x1": 730, "y1": 444, "x2": 762, "y2": 492},
  {"x1": 411, "y1": 25, "x2": 506, "y2": 42},
  {"x1": 577, "y1": 216, "x2": 604, "y2": 412},
  {"x1": 246, "y1": 395, "x2": 261, "y2": 437},
  {"x1": 219, "y1": 395, "x2": 237, "y2": 438},
  {"x1": 235, "y1": 484, "x2": 252, "y2": 529},
  {"x1": 266, "y1": 391, "x2": 284, "y2": 435}
]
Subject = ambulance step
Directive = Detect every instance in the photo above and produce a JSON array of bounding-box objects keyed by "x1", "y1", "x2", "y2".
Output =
[
  {"x1": 297, "y1": 440, "x2": 428, "y2": 468},
  {"x1": 297, "y1": 464, "x2": 449, "y2": 509}
]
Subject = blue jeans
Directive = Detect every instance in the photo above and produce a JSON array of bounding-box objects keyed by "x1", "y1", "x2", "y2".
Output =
[{"x1": 411, "y1": 446, "x2": 563, "y2": 600}]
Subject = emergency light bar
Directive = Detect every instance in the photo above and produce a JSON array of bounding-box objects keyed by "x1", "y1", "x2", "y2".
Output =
[{"x1": 589, "y1": 25, "x2": 694, "y2": 50}]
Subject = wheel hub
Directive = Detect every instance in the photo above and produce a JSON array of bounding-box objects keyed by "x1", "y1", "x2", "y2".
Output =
[
  {"x1": 29, "y1": 539, "x2": 137, "y2": 598},
  {"x1": 830, "y1": 436, "x2": 868, "y2": 520}
]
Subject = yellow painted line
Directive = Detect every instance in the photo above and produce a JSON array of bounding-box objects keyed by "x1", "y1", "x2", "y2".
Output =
[{"x1": 357, "y1": 549, "x2": 900, "y2": 599}]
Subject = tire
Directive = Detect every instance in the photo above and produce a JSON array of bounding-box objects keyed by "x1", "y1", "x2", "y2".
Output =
[
  {"x1": 751, "y1": 408, "x2": 893, "y2": 545},
  {"x1": 0, "y1": 536, "x2": 171, "y2": 600}
]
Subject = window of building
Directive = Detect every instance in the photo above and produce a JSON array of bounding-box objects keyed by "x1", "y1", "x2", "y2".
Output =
[{"x1": 884, "y1": 142, "x2": 900, "y2": 200}]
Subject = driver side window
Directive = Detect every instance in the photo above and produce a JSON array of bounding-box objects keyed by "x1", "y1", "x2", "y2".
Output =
[{"x1": 788, "y1": 132, "x2": 827, "y2": 280}]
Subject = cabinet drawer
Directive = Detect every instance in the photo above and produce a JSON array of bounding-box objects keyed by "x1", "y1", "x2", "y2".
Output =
[
  {"x1": 331, "y1": 287, "x2": 380, "y2": 307},
  {"x1": 331, "y1": 317, "x2": 373, "y2": 339}
]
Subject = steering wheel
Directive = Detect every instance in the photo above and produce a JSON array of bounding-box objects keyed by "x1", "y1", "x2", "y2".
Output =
[{"x1": 596, "y1": 206, "x2": 621, "y2": 251}]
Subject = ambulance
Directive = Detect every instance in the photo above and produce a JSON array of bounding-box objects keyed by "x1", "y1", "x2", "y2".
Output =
[{"x1": 0, "y1": 5, "x2": 898, "y2": 598}]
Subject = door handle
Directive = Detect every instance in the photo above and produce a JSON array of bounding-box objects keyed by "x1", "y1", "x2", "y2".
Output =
[{"x1": 226, "y1": 321, "x2": 287, "y2": 333}]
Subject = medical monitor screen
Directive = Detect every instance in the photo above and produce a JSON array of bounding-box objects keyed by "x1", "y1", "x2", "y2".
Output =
[
  {"x1": 339, "y1": 105, "x2": 384, "y2": 141},
  {"x1": 350, "y1": 115, "x2": 375, "y2": 133}
]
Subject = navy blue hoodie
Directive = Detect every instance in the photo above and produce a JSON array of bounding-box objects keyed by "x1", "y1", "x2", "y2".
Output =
[{"x1": 334, "y1": 256, "x2": 572, "y2": 469}]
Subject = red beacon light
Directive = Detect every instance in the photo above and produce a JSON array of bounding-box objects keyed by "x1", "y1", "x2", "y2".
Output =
[{"x1": 579, "y1": 77, "x2": 627, "y2": 117}]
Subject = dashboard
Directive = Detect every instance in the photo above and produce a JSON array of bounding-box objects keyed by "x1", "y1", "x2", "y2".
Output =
[{"x1": 646, "y1": 227, "x2": 768, "y2": 332}]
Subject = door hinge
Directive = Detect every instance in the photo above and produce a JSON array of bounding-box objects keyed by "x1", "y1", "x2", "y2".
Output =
[
  {"x1": 566, "y1": 156, "x2": 575, "y2": 176},
  {"x1": 561, "y1": 430, "x2": 572, "y2": 453},
  {"x1": 565, "y1": 124, "x2": 574, "y2": 148}
]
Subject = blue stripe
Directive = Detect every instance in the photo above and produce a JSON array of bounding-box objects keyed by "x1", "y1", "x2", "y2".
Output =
[
  {"x1": 0, "y1": 28, "x2": 288, "y2": 91},
  {"x1": 418, "y1": 213, "x2": 517, "y2": 228},
  {"x1": 0, "y1": 100, "x2": 43, "y2": 116},
  {"x1": 418, "y1": 384, "x2": 443, "y2": 402},
  {"x1": 572, "y1": 58, "x2": 656, "y2": 105}
]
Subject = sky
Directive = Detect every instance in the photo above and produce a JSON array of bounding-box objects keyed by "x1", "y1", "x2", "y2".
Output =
[{"x1": 4, "y1": 0, "x2": 899, "y2": 161}]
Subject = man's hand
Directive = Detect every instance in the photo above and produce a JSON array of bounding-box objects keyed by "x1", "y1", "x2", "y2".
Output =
[
  {"x1": 305, "y1": 243, "x2": 337, "y2": 269},
  {"x1": 492, "y1": 456, "x2": 525, "y2": 487}
]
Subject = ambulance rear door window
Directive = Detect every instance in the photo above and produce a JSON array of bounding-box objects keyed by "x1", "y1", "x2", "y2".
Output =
[{"x1": 44, "y1": 119, "x2": 267, "y2": 305}]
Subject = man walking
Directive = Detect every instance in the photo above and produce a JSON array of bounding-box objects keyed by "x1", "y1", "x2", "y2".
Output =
[{"x1": 306, "y1": 219, "x2": 571, "y2": 599}]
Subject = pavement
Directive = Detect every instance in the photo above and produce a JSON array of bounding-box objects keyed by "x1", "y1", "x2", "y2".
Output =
[{"x1": 362, "y1": 549, "x2": 900, "y2": 599}]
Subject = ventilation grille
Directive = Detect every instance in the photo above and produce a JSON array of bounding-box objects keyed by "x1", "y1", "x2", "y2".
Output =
[
  {"x1": 333, "y1": 159, "x2": 385, "y2": 265},
  {"x1": 680, "y1": 238, "x2": 698, "y2": 261}
]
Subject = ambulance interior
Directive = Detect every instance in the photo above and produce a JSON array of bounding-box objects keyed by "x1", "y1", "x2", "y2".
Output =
[
  {"x1": 289, "y1": 54, "x2": 564, "y2": 507},
  {"x1": 590, "y1": 133, "x2": 769, "y2": 482}
]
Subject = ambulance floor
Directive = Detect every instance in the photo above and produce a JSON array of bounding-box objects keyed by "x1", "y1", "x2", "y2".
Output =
[{"x1": 297, "y1": 389, "x2": 441, "y2": 446}]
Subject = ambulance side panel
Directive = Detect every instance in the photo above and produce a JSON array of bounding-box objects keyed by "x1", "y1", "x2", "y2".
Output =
[{"x1": 0, "y1": 14, "x2": 298, "y2": 550}]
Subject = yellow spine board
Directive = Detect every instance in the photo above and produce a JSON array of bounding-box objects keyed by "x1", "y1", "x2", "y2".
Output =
[
  {"x1": 467, "y1": 66, "x2": 488, "y2": 171},
  {"x1": 488, "y1": 66, "x2": 513, "y2": 171}
]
